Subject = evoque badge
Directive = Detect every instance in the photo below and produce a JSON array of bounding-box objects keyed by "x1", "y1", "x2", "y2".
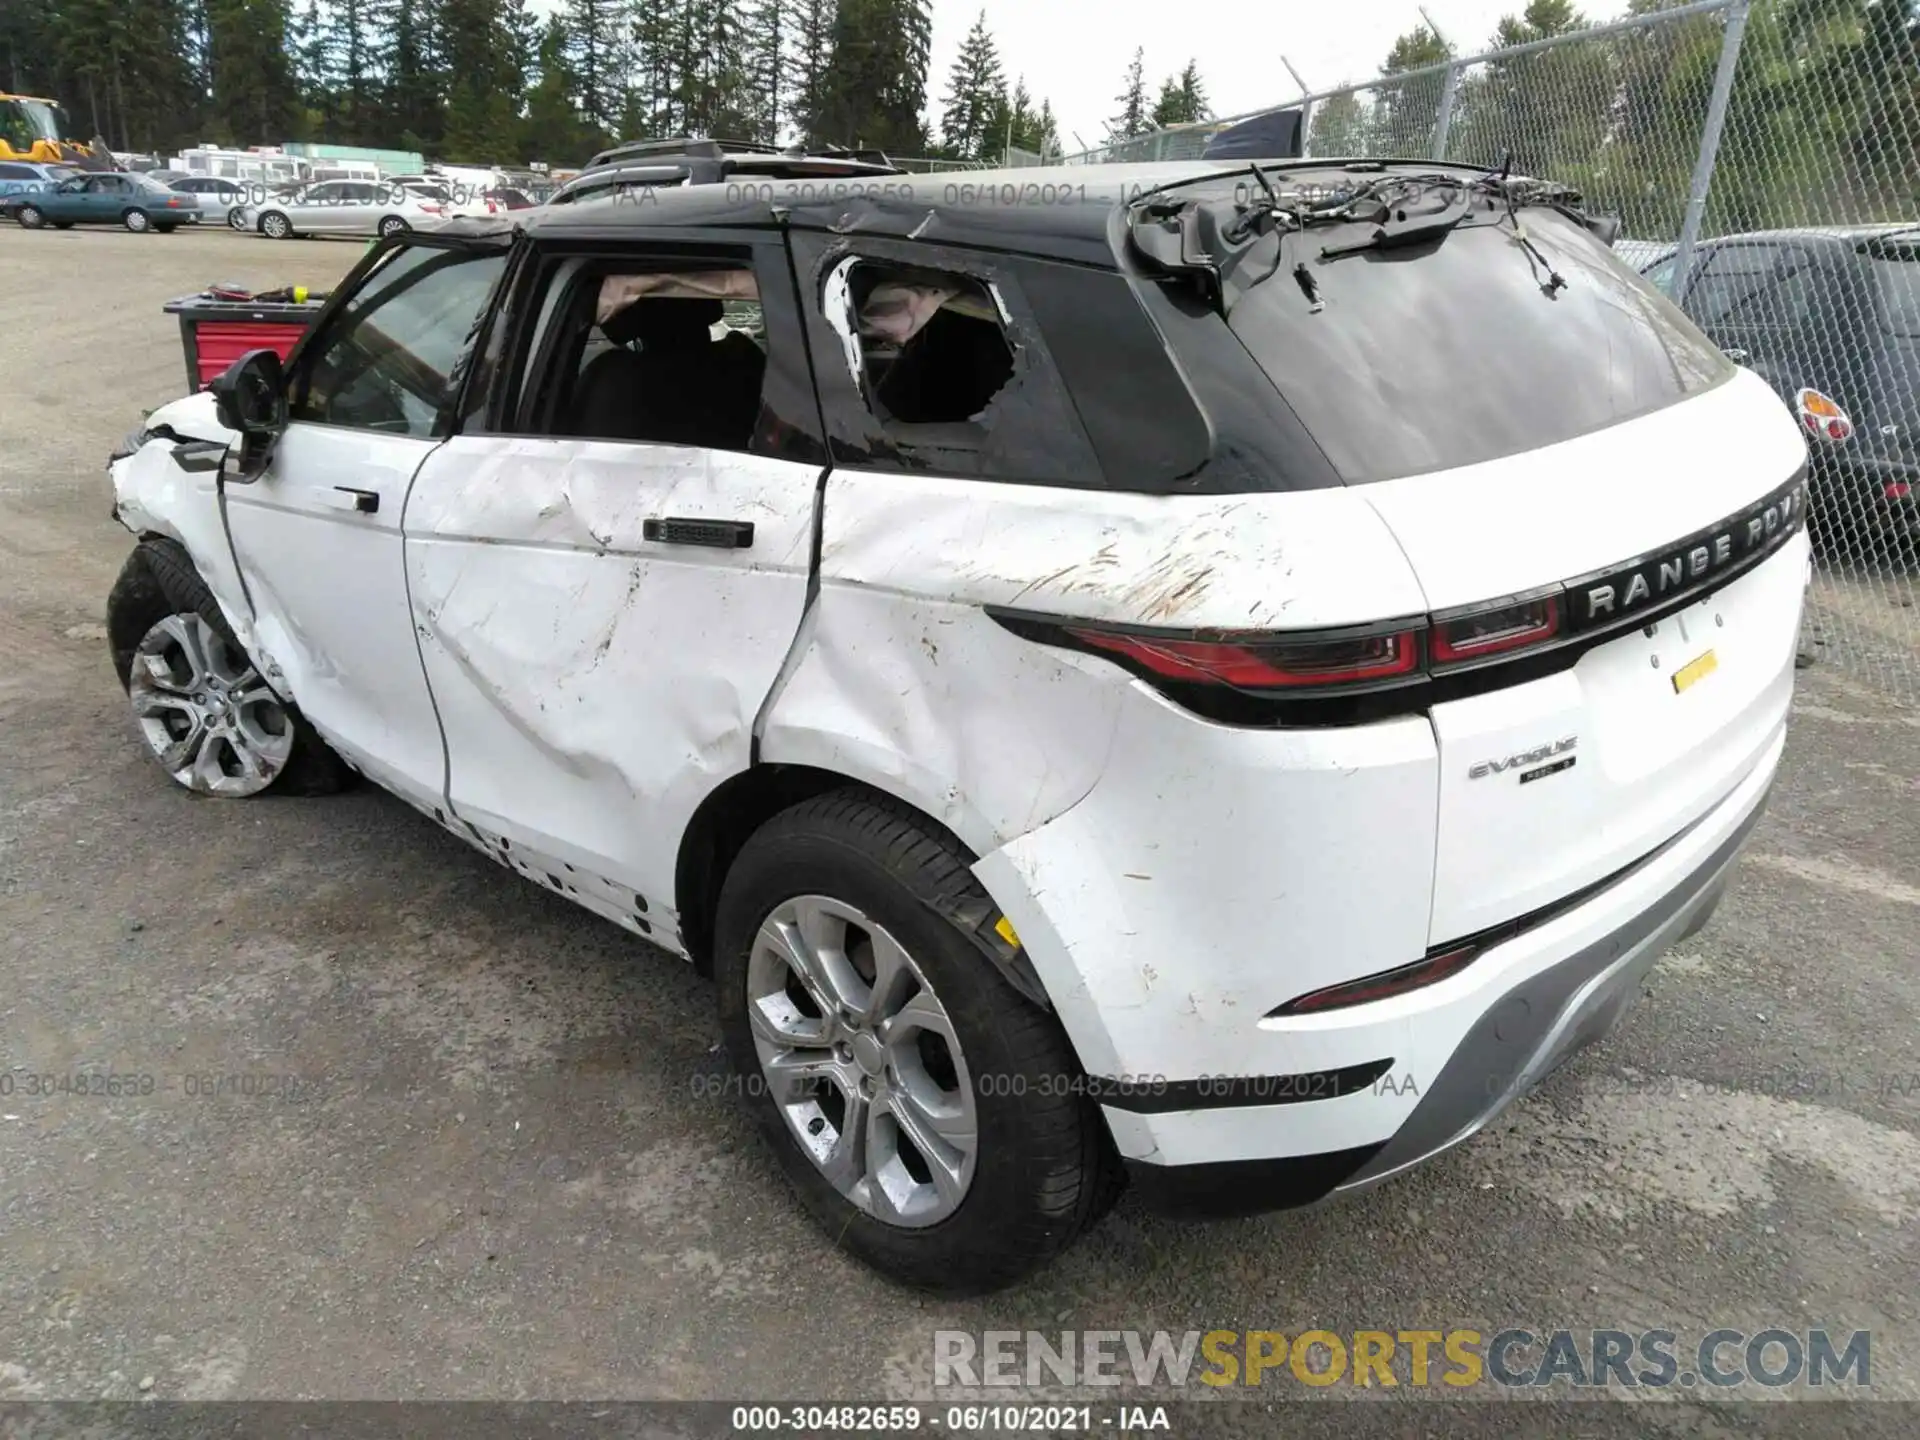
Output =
[{"x1": 1469, "y1": 735, "x2": 1577, "y2": 780}]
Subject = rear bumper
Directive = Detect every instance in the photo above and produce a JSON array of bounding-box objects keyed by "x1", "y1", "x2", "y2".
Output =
[{"x1": 1117, "y1": 726, "x2": 1778, "y2": 1216}]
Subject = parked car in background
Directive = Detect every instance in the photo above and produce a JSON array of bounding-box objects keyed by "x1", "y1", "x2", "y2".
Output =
[
  {"x1": 108, "y1": 161, "x2": 1810, "y2": 1292},
  {"x1": 5, "y1": 170, "x2": 198, "y2": 231},
  {"x1": 171, "y1": 175, "x2": 251, "y2": 229},
  {"x1": 1639, "y1": 226, "x2": 1920, "y2": 555},
  {"x1": 0, "y1": 159, "x2": 77, "y2": 200},
  {"x1": 545, "y1": 135, "x2": 902, "y2": 207},
  {"x1": 448, "y1": 186, "x2": 537, "y2": 219},
  {"x1": 234, "y1": 179, "x2": 449, "y2": 239}
]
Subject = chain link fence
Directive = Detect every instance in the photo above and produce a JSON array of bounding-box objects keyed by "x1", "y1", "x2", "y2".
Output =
[{"x1": 1057, "y1": 0, "x2": 1920, "y2": 705}]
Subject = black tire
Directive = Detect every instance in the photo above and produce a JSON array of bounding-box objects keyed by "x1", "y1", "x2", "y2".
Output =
[
  {"x1": 107, "y1": 540, "x2": 352, "y2": 797},
  {"x1": 227, "y1": 209, "x2": 248, "y2": 231},
  {"x1": 378, "y1": 215, "x2": 409, "y2": 238},
  {"x1": 259, "y1": 210, "x2": 292, "y2": 239},
  {"x1": 52, "y1": 220, "x2": 73, "y2": 229},
  {"x1": 16, "y1": 203, "x2": 44, "y2": 229},
  {"x1": 122, "y1": 207, "x2": 151, "y2": 232},
  {"x1": 155, "y1": 224, "x2": 176, "y2": 234},
  {"x1": 714, "y1": 790, "x2": 1121, "y2": 1294}
]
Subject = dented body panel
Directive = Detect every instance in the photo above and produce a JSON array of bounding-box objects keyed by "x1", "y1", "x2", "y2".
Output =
[{"x1": 405, "y1": 436, "x2": 821, "y2": 953}]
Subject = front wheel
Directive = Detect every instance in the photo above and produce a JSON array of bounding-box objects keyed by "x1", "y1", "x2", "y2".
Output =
[
  {"x1": 16, "y1": 203, "x2": 44, "y2": 228},
  {"x1": 122, "y1": 208, "x2": 151, "y2": 232},
  {"x1": 107, "y1": 541, "x2": 350, "y2": 797},
  {"x1": 714, "y1": 791, "x2": 1120, "y2": 1294}
]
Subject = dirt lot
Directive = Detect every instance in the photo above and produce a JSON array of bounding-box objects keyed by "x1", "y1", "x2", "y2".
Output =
[{"x1": 2, "y1": 226, "x2": 1918, "y2": 1428}]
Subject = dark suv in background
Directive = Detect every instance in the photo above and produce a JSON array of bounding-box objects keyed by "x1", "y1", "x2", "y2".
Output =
[{"x1": 1644, "y1": 225, "x2": 1920, "y2": 556}]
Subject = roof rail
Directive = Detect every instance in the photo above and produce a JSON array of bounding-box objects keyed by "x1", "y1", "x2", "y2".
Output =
[{"x1": 583, "y1": 136, "x2": 772, "y2": 169}]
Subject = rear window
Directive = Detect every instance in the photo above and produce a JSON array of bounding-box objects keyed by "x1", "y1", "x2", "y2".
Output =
[
  {"x1": 1223, "y1": 207, "x2": 1732, "y2": 484},
  {"x1": 1865, "y1": 244, "x2": 1920, "y2": 337}
]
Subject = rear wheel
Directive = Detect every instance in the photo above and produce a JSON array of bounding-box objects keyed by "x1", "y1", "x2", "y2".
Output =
[
  {"x1": 227, "y1": 209, "x2": 248, "y2": 231},
  {"x1": 378, "y1": 215, "x2": 409, "y2": 238},
  {"x1": 16, "y1": 203, "x2": 43, "y2": 229},
  {"x1": 259, "y1": 210, "x2": 292, "y2": 239},
  {"x1": 713, "y1": 791, "x2": 1120, "y2": 1294},
  {"x1": 122, "y1": 208, "x2": 151, "y2": 232},
  {"x1": 155, "y1": 223, "x2": 177, "y2": 234},
  {"x1": 107, "y1": 541, "x2": 350, "y2": 797}
]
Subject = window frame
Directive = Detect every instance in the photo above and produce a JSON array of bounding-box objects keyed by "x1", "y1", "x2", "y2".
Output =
[
  {"x1": 788, "y1": 233, "x2": 1105, "y2": 488},
  {"x1": 470, "y1": 228, "x2": 825, "y2": 464},
  {"x1": 280, "y1": 233, "x2": 515, "y2": 440}
]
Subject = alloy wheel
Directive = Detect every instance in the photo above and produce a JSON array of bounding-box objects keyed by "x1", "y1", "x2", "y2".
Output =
[
  {"x1": 124, "y1": 209, "x2": 149, "y2": 232},
  {"x1": 745, "y1": 895, "x2": 979, "y2": 1228},
  {"x1": 127, "y1": 614, "x2": 293, "y2": 796},
  {"x1": 262, "y1": 213, "x2": 289, "y2": 239}
]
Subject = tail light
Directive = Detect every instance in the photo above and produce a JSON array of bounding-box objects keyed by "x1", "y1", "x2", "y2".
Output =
[
  {"x1": 1889, "y1": 481, "x2": 1913, "y2": 500},
  {"x1": 419, "y1": 202, "x2": 444, "y2": 215},
  {"x1": 1430, "y1": 594, "x2": 1560, "y2": 664},
  {"x1": 1796, "y1": 387, "x2": 1853, "y2": 442},
  {"x1": 1014, "y1": 590, "x2": 1566, "y2": 703},
  {"x1": 1064, "y1": 626, "x2": 1419, "y2": 689}
]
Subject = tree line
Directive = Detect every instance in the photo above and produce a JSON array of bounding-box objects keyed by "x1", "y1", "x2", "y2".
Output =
[
  {"x1": 0, "y1": 0, "x2": 1059, "y2": 167},
  {"x1": 1304, "y1": 0, "x2": 1920, "y2": 237}
]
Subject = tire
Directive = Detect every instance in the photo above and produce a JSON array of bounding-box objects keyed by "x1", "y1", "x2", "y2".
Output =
[
  {"x1": 155, "y1": 224, "x2": 176, "y2": 234},
  {"x1": 106, "y1": 540, "x2": 351, "y2": 797},
  {"x1": 52, "y1": 221, "x2": 72, "y2": 229},
  {"x1": 16, "y1": 203, "x2": 44, "y2": 229},
  {"x1": 378, "y1": 215, "x2": 409, "y2": 238},
  {"x1": 714, "y1": 790, "x2": 1120, "y2": 1294},
  {"x1": 227, "y1": 209, "x2": 248, "y2": 231},
  {"x1": 259, "y1": 210, "x2": 292, "y2": 239},
  {"x1": 122, "y1": 207, "x2": 151, "y2": 232}
]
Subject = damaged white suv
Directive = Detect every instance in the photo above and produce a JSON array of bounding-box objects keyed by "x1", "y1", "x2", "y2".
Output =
[{"x1": 107, "y1": 162, "x2": 1811, "y2": 1293}]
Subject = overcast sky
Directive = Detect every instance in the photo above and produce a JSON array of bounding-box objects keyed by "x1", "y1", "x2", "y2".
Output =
[{"x1": 928, "y1": 0, "x2": 1540, "y2": 154}]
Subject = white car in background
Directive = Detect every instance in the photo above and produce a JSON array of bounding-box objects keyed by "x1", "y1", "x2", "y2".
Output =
[
  {"x1": 236, "y1": 179, "x2": 450, "y2": 240},
  {"x1": 169, "y1": 176, "x2": 252, "y2": 230}
]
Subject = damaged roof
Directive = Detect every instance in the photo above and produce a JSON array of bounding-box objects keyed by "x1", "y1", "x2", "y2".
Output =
[{"x1": 438, "y1": 160, "x2": 1487, "y2": 268}]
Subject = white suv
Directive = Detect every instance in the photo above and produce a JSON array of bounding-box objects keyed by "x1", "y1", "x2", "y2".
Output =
[{"x1": 106, "y1": 161, "x2": 1811, "y2": 1292}]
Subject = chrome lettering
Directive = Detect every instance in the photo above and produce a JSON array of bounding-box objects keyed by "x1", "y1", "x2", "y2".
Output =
[
  {"x1": 1659, "y1": 557, "x2": 1684, "y2": 591},
  {"x1": 1689, "y1": 545, "x2": 1711, "y2": 578},
  {"x1": 1748, "y1": 516, "x2": 1765, "y2": 545},
  {"x1": 1714, "y1": 534, "x2": 1733, "y2": 563},
  {"x1": 1587, "y1": 585, "x2": 1615, "y2": 618},
  {"x1": 1624, "y1": 572, "x2": 1651, "y2": 606}
]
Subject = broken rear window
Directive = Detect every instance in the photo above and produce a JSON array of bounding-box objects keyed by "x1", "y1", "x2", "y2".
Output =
[{"x1": 845, "y1": 265, "x2": 1014, "y2": 424}]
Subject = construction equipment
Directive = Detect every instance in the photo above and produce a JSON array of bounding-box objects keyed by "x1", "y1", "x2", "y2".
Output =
[{"x1": 0, "y1": 93, "x2": 113, "y2": 168}]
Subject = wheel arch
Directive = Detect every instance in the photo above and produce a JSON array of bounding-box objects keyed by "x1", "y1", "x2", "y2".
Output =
[{"x1": 674, "y1": 762, "x2": 1053, "y2": 1014}]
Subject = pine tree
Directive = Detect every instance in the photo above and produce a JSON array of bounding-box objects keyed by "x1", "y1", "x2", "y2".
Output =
[
  {"x1": 938, "y1": 11, "x2": 1002, "y2": 161},
  {"x1": 203, "y1": 0, "x2": 298, "y2": 143},
  {"x1": 565, "y1": 0, "x2": 626, "y2": 139},
  {"x1": 741, "y1": 0, "x2": 789, "y2": 143},
  {"x1": 787, "y1": 0, "x2": 834, "y2": 145},
  {"x1": 1149, "y1": 59, "x2": 1208, "y2": 128},
  {"x1": 1107, "y1": 46, "x2": 1147, "y2": 140},
  {"x1": 523, "y1": 14, "x2": 591, "y2": 163},
  {"x1": 321, "y1": 0, "x2": 379, "y2": 143},
  {"x1": 811, "y1": 0, "x2": 930, "y2": 154}
]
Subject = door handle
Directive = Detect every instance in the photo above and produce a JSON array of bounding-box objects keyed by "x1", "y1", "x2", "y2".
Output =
[
  {"x1": 326, "y1": 486, "x2": 379, "y2": 514},
  {"x1": 643, "y1": 517, "x2": 754, "y2": 549}
]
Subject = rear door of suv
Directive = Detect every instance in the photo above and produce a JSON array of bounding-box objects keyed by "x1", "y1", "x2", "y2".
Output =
[{"x1": 397, "y1": 226, "x2": 825, "y2": 948}]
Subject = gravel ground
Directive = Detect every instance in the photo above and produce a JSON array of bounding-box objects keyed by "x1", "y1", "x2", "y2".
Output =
[{"x1": 1, "y1": 227, "x2": 1917, "y2": 1432}]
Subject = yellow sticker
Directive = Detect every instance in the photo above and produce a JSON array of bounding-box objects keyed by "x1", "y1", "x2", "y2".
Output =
[
  {"x1": 993, "y1": 915, "x2": 1021, "y2": 949},
  {"x1": 1672, "y1": 649, "x2": 1719, "y2": 694}
]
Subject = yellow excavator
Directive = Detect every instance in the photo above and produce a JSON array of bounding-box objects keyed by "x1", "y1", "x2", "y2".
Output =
[{"x1": 0, "y1": 93, "x2": 113, "y2": 168}]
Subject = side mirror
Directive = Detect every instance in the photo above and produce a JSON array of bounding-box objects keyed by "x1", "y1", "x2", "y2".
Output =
[{"x1": 209, "y1": 348, "x2": 287, "y2": 438}]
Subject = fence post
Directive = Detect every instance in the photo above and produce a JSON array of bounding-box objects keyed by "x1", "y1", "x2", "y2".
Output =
[
  {"x1": 1670, "y1": 0, "x2": 1751, "y2": 296},
  {"x1": 1430, "y1": 63, "x2": 1460, "y2": 160}
]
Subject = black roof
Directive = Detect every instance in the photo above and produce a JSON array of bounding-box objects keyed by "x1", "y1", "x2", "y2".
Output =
[{"x1": 483, "y1": 158, "x2": 1501, "y2": 267}]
